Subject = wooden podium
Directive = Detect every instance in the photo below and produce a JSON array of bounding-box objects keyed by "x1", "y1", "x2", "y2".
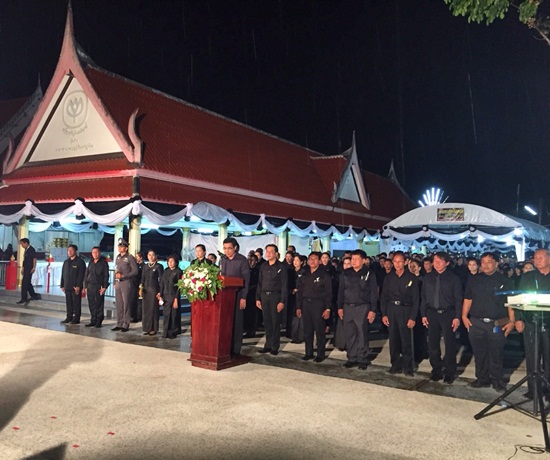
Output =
[{"x1": 189, "y1": 276, "x2": 250, "y2": 370}]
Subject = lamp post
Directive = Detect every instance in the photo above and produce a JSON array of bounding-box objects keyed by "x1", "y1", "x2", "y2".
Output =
[{"x1": 524, "y1": 203, "x2": 543, "y2": 226}]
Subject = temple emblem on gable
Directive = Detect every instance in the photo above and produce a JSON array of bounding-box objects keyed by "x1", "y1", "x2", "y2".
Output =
[{"x1": 62, "y1": 90, "x2": 88, "y2": 133}]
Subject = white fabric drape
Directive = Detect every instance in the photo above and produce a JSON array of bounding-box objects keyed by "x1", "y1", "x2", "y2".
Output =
[
  {"x1": 58, "y1": 221, "x2": 93, "y2": 233},
  {"x1": 156, "y1": 228, "x2": 180, "y2": 237},
  {"x1": 0, "y1": 199, "x2": 379, "y2": 241},
  {"x1": 382, "y1": 227, "x2": 520, "y2": 244},
  {"x1": 140, "y1": 202, "x2": 190, "y2": 226},
  {"x1": 29, "y1": 221, "x2": 53, "y2": 233},
  {"x1": 98, "y1": 224, "x2": 115, "y2": 234}
]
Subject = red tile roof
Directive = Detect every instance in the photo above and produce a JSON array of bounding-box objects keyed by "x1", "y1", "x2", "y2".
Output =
[
  {"x1": 140, "y1": 177, "x2": 384, "y2": 229},
  {"x1": 364, "y1": 171, "x2": 415, "y2": 218},
  {"x1": 85, "y1": 68, "x2": 366, "y2": 211},
  {"x1": 0, "y1": 177, "x2": 133, "y2": 204},
  {"x1": 0, "y1": 97, "x2": 28, "y2": 128},
  {"x1": 310, "y1": 156, "x2": 347, "y2": 196}
]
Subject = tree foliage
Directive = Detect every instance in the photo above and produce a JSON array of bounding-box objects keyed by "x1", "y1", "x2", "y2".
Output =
[{"x1": 444, "y1": 0, "x2": 550, "y2": 45}]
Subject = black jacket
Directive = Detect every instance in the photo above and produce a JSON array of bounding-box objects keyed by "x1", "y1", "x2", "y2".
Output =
[
  {"x1": 61, "y1": 256, "x2": 86, "y2": 290},
  {"x1": 420, "y1": 269, "x2": 463, "y2": 319},
  {"x1": 296, "y1": 266, "x2": 333, "y2": 311},
  {"x1": 337, "y1": 266, "x2": 378, "y2": 311},
  {"x1": 84, "y1": 257, "x2": 110, "y2": 288}
]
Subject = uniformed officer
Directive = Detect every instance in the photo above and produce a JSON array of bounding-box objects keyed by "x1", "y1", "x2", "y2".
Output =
[
  {"x1": 337, "y1": 249, "x2": 378, "y2": 370},
  {"x1": 256, "y1": 244, "x2": 288, "y2": 355},
  {"x1": 296, "y1": 252, "x2": 332, "y2": 362},
  {"x1": 462, "y1": 252, "x2": 515, "y2": 392},
  {"x1": 515, "y1": 249, "x2": 550, "y2": 399},
  {"x1": 83, "y1": 246, "x2": 109, "y2": 328},
  {"x1": 381, "y1": 251, "x2": 420, "y2": 376},
  {"x1": 420, "y1": 251, "x2": 463, "y2": 383},
  {"x1": 112, "y1": 238, "x2": 138, "y2": 332},
  {"x1": 60, "y1": 244, "x2": 86, "y2": 324}
]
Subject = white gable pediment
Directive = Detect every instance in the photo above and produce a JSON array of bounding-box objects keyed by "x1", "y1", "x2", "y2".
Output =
[
  {"x1": 339, "y1": 170, "x2": 360, "y2": 202},
  {"x1": 332, "y1": 134, "x2": 370, "y2": 209},
  {"x1": 17, "y1": 75, "x2": 122, "y2": 168}
]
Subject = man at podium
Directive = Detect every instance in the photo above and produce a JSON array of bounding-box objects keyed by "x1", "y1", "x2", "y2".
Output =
[
  {"x1": 220, "y1": 237, "x2": 250, "y2": 357},
  {"x1": 516, "y1": 249, "x2": 550, "y2": 399}
]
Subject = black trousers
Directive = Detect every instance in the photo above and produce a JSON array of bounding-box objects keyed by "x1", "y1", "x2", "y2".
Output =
[
  {"x1": 426, "y1": 309, "x2": 457, "y2": 377},
  {"x1": 285, "y1": 294, "x2": 297, "y2": 338},
  {"x1": 130, "y1": 281, "x2": 140, "y2": 321},
  {"x1": 469, "y1": 317, "x2": 507, "y2": 384},
  {"x1": 413, "y1": 310, "x2": 428, "y2": 363},
  {"x1": 243, "y1": 292, "x2": 257, "y2": 336},
  {"x1": 137, "y1": 299, "x2": 143, "y2": 322},
  {"x1": 343, "y1": 304, "x2": 370, "y2": 364},
  {"x1": 21, "y1": 270, "x2": 36, "y2": 301},
  {"x1": 64, "y1": 289, "x2": 82, "y2": 321},
  {"x1": 87, "y1": 284, "x2": 105, "y2": 326},
  {"x1": 523, "y1": 318, "x2": 550, "y2": 394},
  {"x1": 162, "y1": 298, "x2": 179, "y2": 338},
  {"x1": 303, "y1": 299, "x2": 326, "y2": 359},
  {"x1": 232, "y1": 299, "x2": 244, "y2": 355},
  {"x1": 388, "y1": 305, "x2": 414, "y2": 373},
  {"x1": 261, "y1": 293, "x2": 282, "y2": 352}
]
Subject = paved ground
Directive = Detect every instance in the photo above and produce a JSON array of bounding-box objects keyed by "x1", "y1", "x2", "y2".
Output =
[{"x1": 0, "y1": 289, "x2": 548, "y2": 459}]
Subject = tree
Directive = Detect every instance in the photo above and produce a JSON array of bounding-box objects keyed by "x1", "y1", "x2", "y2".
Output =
[{"x1": 444, "y1": 0, "x2": 550, "y2": 46}]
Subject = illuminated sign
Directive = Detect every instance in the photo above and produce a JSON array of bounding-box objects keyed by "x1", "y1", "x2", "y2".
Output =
[{"x1": 436, "y1": 208, "x2": 464, "y2": 222}]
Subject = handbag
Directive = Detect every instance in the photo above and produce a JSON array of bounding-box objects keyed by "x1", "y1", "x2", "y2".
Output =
[
  {"x1": 333, "y1": 317, "x2": 346, "y2": 349},
  {"x1": 291, "y1": 315, "x2": 304, "y2": 342}
]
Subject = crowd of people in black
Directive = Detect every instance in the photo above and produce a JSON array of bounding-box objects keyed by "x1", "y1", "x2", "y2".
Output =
[
  {"x1": 14, "y1": 236, "x2": 550, "y2": 397},
  {"x1": 238, "y1": 243, "x2": 550, "y2": 397}
]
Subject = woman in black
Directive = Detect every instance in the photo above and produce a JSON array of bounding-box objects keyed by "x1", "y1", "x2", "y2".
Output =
[
  {"x1": 244, "y1": 253, "x2": 260, "y2": 338},
  {"x1": 159, "y1": 255, "x2": 183, "y2": 339},
  {"x1": 289, "y1": 254, "x2": 306, "y2": 343},
  {"x1": 409, "y1": 258, "x2": 428, "y2": 364},
  {"x1": 320, "y1": 251, "x2": 337, "y2": 334},
  {"x1": 141, "y1": 250, "x2": 164, "y2": 336}
]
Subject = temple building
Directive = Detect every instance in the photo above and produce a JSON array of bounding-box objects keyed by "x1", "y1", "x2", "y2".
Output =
[{"x1": 0, "y1": 6, "x2": 414, "y2": 280}]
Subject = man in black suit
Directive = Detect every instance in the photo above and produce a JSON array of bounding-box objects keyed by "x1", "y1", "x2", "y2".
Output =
[
  {"x1": 60, "y1": 244, "x2": 86, "y2": 324},
  {"x1": 17, "y1": 238, "x2": 40, "y2": 305}
]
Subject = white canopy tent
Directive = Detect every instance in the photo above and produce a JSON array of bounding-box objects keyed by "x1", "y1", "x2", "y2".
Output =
[{"x1": 381, "y1": 203, "x2": 550, "y2": 261}]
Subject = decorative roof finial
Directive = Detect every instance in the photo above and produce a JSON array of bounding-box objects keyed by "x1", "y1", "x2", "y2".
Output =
[{"x1": 60, "y1": 0, "x2": 77, "y2": 61}]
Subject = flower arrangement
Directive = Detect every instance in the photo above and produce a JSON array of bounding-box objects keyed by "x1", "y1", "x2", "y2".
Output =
[{"x1": 177, "y1": 262, "x2": 223, "y2": 302}]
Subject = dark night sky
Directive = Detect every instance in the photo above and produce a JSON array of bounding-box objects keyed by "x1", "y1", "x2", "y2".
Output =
[{"x1": 1, "y1": 0, "x2": 550, "y2": 220}]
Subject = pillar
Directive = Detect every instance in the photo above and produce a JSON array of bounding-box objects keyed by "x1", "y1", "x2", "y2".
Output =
[
  {"x1": 321, "y1": 235, "x2": 331, "y2": 254},
  {"x1": 17, "y1": 217, "x2": 29, "y2": 286},
  {"x1": 128, "y1": 215, "x2": 141, "y2": 256},
  {"x1": 181, "y1": 227, "x2": 190, "y2": 261},
  {"x1": 277, "y1": 230, "x2": 288, "y2": 260},
  {"x1": 218, "y1": 223, "x2": 228, "y2": 253}
]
